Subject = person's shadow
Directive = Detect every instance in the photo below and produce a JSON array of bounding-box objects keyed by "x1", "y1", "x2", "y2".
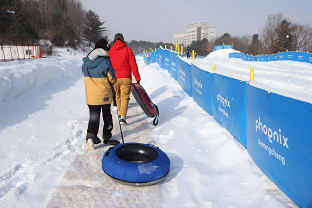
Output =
[{"x1": 148, "y1": 86, "x2": 167, "y2": 100}]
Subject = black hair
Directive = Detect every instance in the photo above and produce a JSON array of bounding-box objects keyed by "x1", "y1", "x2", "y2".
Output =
[{"x1": 95, "y1": 38, "x2": 109, "y2": 51}]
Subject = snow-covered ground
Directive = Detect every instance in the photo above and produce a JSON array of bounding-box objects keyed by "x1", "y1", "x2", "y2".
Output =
[
  {"x1": 193, "y1": 49, "x2": 312, "y2": 104},
  {"x1": 1, "y1": 47, "x2": 309, "y2": 207}
]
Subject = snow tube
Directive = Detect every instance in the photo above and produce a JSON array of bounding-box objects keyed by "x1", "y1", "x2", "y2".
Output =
[
  {"x1": 131, "y1": 83, "x2": 159, "y2": 126},
  {"x1": 102, "y1": 143, "x2": 170, "y2": 186}
]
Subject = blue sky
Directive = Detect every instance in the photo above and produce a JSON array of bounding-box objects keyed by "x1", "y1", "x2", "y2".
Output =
[{"x1": 80, "y1": 0, "x2": 312, "y2": 43}]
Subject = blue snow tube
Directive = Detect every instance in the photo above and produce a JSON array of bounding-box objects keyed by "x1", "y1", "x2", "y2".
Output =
[{"x1": 102, "y1": 142, "x2": 170, "y2": 186}]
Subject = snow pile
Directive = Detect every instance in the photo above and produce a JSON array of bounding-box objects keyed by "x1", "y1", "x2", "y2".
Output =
[
  {"x1": 0, "y1": 49, "x2": 83, "y2": 102},
  {"x1": 205, "y1": 48, "x2": 239, "y2": 60}
]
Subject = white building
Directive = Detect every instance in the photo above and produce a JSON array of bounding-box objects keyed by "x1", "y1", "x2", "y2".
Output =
[
  {"x1": 173, "y1": 22, "x2": 216, "y2": 47},
  {"x1": 173, "y1": 33, "x2": 186, "y2": 45}
]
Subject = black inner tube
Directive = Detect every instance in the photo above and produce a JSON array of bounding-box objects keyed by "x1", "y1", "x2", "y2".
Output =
[{"x1": 115, "y1": 144, "x2": 158, "y2": 163}]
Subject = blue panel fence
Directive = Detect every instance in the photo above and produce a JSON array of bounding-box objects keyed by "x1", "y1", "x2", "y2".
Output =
[
  {"x1": 229, "y1": 51, "x2": 312, "y2": 64},
  {"x1": 214, "y1": 45, "x2": 233, "y2": 51},
  {"x1": 210, "y1": 74, "x2": 247, "y2": 147},
  {"x1": 246, "y1": 85, "x2": 312, "y2": 208},
  {"x1": 191, "y1": 64, "x2": 213, "y2": 115},
  {"x1": 177, "y1": 56, "x2": 192, "y2": 97},
  {"x1": 144, "y1": 47, "x2": 312, "y2": 207}
]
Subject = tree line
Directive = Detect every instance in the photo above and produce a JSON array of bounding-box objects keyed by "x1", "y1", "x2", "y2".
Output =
[
  {"x1": 189, "y1": 13, "x2": 312, "y2": 56},
  {"x1": 123, "y1": 14, "x2": 312, "y2": 56},
  {"x1": 1, "y1": 4, "x2": 311, "y2": 57},
  {"x1": 0, "y1": 0, "x2": 105, "y2": 48},
  {"x1": 127, "y1": 40, "x2": 174, "y2": 55}
]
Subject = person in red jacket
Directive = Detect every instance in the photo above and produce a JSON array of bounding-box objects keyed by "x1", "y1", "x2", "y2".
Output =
[{"x1": 108, "y1": 33, "x2": 141, "y2": 124}]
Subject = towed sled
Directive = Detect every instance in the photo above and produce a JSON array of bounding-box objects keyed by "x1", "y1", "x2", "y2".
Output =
[
  {"x1": 102, "y1": 85, "x2": 168, "y2": 186},
  {"x1": 102, "y1": 142, "x2": 170, "y2": 186},
  {"x1": 131, "y1": 83, "x2": 159, "y2": 126}
]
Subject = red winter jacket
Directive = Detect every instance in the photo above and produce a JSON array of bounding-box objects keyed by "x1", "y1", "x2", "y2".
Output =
[{"x1": 108, "y1": 40, "x2": 141, "y2": 82}]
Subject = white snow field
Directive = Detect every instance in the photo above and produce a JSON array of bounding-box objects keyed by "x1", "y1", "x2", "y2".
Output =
[{"x1": 1, "y1": 48, "x2": 310, "y2": 207}]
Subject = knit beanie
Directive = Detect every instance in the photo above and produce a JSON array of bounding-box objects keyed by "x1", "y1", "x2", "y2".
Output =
[{"x1": 114, "y1": 33, "x2": 124, "y2": 42}]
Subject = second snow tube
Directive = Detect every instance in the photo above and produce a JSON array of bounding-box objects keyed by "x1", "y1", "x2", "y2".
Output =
[
  {"x1": 102, "y1": 143, "x2": 170, "y2": 186},
  {"x1": 131, "y1": 83, "x2": 159, "y2": 125}
]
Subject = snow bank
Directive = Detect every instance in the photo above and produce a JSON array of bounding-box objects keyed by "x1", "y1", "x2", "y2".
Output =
[
  {"x1": 205, "y1": 49, "x2": 239, "y2": 60},
  {"x1": 0, "y1": 49, "x2": 83, "y2": 102}
]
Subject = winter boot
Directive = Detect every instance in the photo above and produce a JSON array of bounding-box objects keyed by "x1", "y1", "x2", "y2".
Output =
[
  {"x1": 103, "y1": 133, "x2": 120, "y2": 146},
  {"x1": 119, "y1": 116, "x2": 128, "y2": 125}
]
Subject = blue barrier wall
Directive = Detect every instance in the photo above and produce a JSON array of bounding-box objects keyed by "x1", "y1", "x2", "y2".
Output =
[
  {"x1": 223, "y1": 45, "x2": 233, "y2": 49},
  {"x1": 158, "y1": 49, "x2": 164, "y2": 69},
  {"x1": 214, "y1": 45, "x2": 224, "y2": 51},
  {"x1": 144, "y1": 48, "x2": 311, "y2": 206},
  {"x1": 143, "y1": 55, "x2": 149, "y2": 65},
  {"x1": 191, "y1": 64, "x2": 212, "y2": 115},
  {"x1": 211, "y1": 74, "x2": 247, "y2": 147},
  {"x1": 230, "y1": 51, "x2": 312, "y2": 64},
  {"x1": 214, "y1": 45, "x2": 233, "y2": 51},
  {"x1": 177, "y1": 56, "x2": 192, "y2": 97},
  {"x1": 246, "y1": 85, "x2": 312, "y2": 207},
  {"x1": 169, "y1": 52, "x2": 178, "y2": 80},
  {"x1": 308, "y1": 54, "x2": 312, "y2": 64},
  {"x1": 163, "y1": 50, "x2": 170, "y2": 71}
]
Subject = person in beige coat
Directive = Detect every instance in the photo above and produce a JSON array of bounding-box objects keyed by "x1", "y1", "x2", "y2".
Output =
[{"x1": 82, "y1": 38, "x2": 120, "y2": 149}]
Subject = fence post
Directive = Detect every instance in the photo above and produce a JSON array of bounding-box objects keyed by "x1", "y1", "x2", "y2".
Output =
[
  {"x1": 9, "y1": 46, "x2": 13, "y2": 61},
  {"x1": 250, "y1": 67, "x2": 254, "y2": 81},
  {"x1": 16, "y1": 45, "x2": 20, "y2": 60},
  {"x1": 1, "y1": 45, "x2": 5, "y2": 62},
  {"x1": 212, "y1": 65, "x2": 216, "y2": 71},
  {"x1": 28, "y1": 45, "x2": 30, "y2": 59},
  {"x1": 39, "y1": 47, "x2": 42, "y2": 58},
  {"x1": 192, "y1": 50, "x2": 195, "y2": 63},
  {"x1": 22, "y1": 46, "x2": 24, "y2": 59}
]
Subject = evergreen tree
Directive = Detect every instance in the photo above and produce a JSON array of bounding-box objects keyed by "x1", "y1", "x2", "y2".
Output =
[
  {"x1": 249, "y1": 34, "x2": 261, "y2": 55},
  {"x1": 6, "y1": 0, "x2": 38, "y2": 44},
  {"x1": 215, "y1": 33, "x2": 232, "y2": 45},
  {"x1": 83, "y1": 10, "x2": 106, "y2": 45},
  {"x1": 52, "y1": 17, "x2": 79, "y2": 48},
  {"x1": 187, "y1": 38, "x2": 210, "y2": 56},
  {"x1": 275, "y1": 20, "x2": 296, "y2": 52},
  {"x1": 0, "y1": 0, "x2": 20, "y2": 42}
]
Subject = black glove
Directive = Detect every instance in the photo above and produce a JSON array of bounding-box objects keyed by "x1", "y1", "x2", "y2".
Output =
[{"x1": 137, "y1": 80, "x2": 140, "y2": 84}]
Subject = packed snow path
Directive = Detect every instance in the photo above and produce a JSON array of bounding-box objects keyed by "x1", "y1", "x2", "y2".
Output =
[
  {"x1": 0, "y1": 52, "x2": 297, "y2": 207},
  {"x1": 47, "y1": 98, "x2": 162, "y2": 208}
]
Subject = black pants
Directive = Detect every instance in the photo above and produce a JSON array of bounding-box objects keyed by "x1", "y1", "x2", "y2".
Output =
[{"x1": 87, "y1": 104, "x2": 113, "y2": 138}]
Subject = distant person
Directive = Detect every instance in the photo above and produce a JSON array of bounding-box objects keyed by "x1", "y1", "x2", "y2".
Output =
[
  {"x1": 82, "y1": 38, "x2": 119, "y2": 150},
  {"x1": 108, "y1": 33, "x2": 141, "y2": 124},
  {"x1": 186, "y1": 50, "x2": 190, "y2": 59}
]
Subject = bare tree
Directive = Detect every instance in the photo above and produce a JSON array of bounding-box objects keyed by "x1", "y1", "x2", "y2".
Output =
[
  {"x1": 262, "y1": 13, "x2": 284, "y2": 53},
  {"x1": 293, "y1": 24, "x2": 312, "y2": 52}
]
